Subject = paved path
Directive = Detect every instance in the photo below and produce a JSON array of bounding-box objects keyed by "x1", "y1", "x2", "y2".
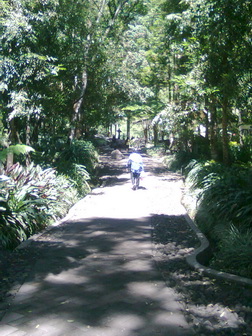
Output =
[{"x1": 0, "y1": 153, "x2": 195, "y2": 336}]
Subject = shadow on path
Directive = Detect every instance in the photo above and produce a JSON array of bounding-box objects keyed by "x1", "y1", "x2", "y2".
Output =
[{"x1": 0, "y1": 216, "x2": 193, "y2": 336}]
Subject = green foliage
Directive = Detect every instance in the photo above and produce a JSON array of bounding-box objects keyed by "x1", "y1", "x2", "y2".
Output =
[
  {"x1": 0, "y1": 163, "x2": 78, "y2": 249},
  {"x1": 185, "y1": 160, "x2": 224, "y2": 190},
  {"x1": 56, "y1": 140, "x2": 99, "y2": 174},
  {"x1": 196, "y1": 166, "x2": 252, "y2": 230},
  {"x1": 163, "y1": 151, "x2": 194, "y2": 172},
  {"x1": 229, "y1": 141, "x2": 252, "y2": 164},
  {"x1": 146, "y1": 145, "x2": 165, "y2": 157},
  {"x1": 91, "y1": 136, "x2": 108, "y2": 148},
  {"x1": 210, "y1": 225, "x2": 252, "y2": 279},
  {"x1": 32, "y1": 135, "x2": 67, "y2": 167},
  {"x1": 0, "y1": 144, "x2": 35, "y2": 163},
  {"x1": 66, "y1": 164, "x2": 91, "y2": 197},
  {"x1": 51, "y1": 140, "x2": 99, "y2": 197},
  {"x1": 34, "y1": 139, "x2": 97, "y2": 197},
  {"x1": 185, "y1": 158, "x2": 252, "y2": 278},
  {"x1": 154, "y1": 0, "x2": 252, "y2": 164}
]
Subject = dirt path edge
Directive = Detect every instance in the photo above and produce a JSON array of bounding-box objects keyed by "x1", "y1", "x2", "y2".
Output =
[{"x1": 184, "y1": 213, "x2": 252, "y2": 287}]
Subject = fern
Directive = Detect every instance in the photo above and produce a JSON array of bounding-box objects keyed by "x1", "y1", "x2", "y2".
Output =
[{"x1": 0, "y1": 144, "x2": 35, "y2": 163}]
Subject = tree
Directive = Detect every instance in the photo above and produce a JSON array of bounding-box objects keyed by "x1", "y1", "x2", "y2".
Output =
[
  {"x1": 185, "y1": 0, "x2": 252, "y2": 164},
  {"x1": 0, "y1": 0, "x2": 149, "y2": 150},
  {"x1": 152, "y1": 0, "x2": 252, "y2": 163},
  {"x1": 64, "y1": 0, "x2": 148, "y2": 141},
  {"x1": 0, "y1": 0, "x2": 61, "y2": 164}
]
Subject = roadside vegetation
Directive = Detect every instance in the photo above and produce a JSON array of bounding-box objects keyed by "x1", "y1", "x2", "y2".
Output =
[
  {"x1": 164, "y1": 149, "x2": 252, "y2": 279},
  {"x1": 0, "y1": 140, "x2": 98, "y2": 249}
]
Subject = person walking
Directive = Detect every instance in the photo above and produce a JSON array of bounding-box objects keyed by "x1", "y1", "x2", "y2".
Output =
[{"x1": 127, "y1": 148, "x2": 144, "y2": 190}]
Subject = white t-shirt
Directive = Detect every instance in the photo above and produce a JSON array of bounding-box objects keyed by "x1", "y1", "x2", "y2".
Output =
[{"x1": 128, "y1": 153, "x2": 143, "y2": 172}]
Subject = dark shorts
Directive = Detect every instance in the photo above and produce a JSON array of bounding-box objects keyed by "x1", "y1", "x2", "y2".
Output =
[{"x1": 132, "y1": 171, "x2": 140, "y2": 178}]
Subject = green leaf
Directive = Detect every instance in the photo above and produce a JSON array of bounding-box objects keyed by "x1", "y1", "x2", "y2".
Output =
[{"x1": 9, "y1": 144, "x2": 35, "y2": 155}]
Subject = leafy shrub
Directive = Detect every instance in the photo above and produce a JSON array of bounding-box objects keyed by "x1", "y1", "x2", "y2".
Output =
[
  {"x1": 57, "y1": 140, "x2": 99, "y2": 174},
  {"x1": 195, "y1": 166, "x2": 252, "y2": 231},
  {"x1": 191, "y1": 134, "x2": 210, "y2": 158},
  {"x1": 0, "y1": 144, "x2": 35, "y2": 163},
  {"x1": 0, "y1": 163, "x2": 78, "y2": 249},
  {"x1": 67, "y1": 164, "x2": 91, "y2": 197},
  {"x1": 184, "y1": 159, "x2": 252, "y2": 278},
  {"x1": 53, "y1": 140, "x2": 98, "y2": 196},
  {"x1": 229, "y1": 141, "x2": 252, "y2": 164},
  {"x1": 146, "y1": 146, "x2": 165, "y2": 157},
  {"x1": 184, "y1": 160, "x2": 224, "y2": 190},
  {"x1": 210, "y1": 225, "x2": 252, "y2": 278},
  {"x1": 48, "y1": 173, "x2": 78, "y2": 220},
  {"x1": 91, "y1": 136, "x2": 109, "y2": 148},
  {"x1": 32, "y1": 135, "x2": 67, "y2": 166},
  {"x1": 163, "y1": 151, "x2": 194, "y2": 172}
]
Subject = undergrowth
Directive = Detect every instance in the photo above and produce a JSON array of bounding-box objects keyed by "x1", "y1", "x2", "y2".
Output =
[
  {"x1": 164, "y1": 153, "x2": 252, "y2": 279},
  {"x1": 0, "y1": 163, "x2": 78, "y2": 249},
  {"x1": 0, "y1": 140, "x2": 99, "y2": 249},
  {"x1": 187, "y1": 161, "x2": 252, "y2": 279}
]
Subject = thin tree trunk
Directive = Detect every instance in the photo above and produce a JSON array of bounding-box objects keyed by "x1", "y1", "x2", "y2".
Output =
[
  {"x1": 153, "y1": 124, "x2": 158, "y2": 146},
  {"x1": 204, "y1": 98, "x2": 209, "y2": 142},
  {"x1": 7, "y1": 119, "x2": 22, "y2": 168},
  {"x1": 143, "y1": 128, "x2": 148, "y2": 144},
  {"x1": 25, "y1": 116, "x2": 32, "y2": 165},
  {"x1": 31, "y1": 120, "x2": 39, "y2": 144},
  {"x1": 238, "y1": 109, "x2": 243, "y2": 145},
  {"x1": 126, "y1": 115, "x2": 131, "y2": 139},
  {"x1": 222, "y1": 98, "x2": 230, "y2": 165},
  {"x1": 69, "y1": 70, "x2": 88, "y2": 142},
  {"x1": 26, "y1": 116, "x2": 31, "y2": 146},
  {"x1": 209, "y1": 97, "x2": 219, "y2": 161}
]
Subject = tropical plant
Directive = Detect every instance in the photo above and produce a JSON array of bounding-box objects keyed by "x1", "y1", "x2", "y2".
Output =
[
  {"x1": 66, "y1": 164, "x2": 91, "y2": 197},
  {"x1": 0, "y1": 144, "x2": 35, "y2": 163},
  {"x1": 163, "y1": 151, "x2": 194, "y2": 173},
  {"x1": 195, "y1": 166, "x2": 252, "y2": 230},
  {"x1": 183, "y1": 158, "x2": 252, "y2": 277},
  {"x1": 0, "y1": 163, "x2": 78, "y2": 249},
  {"x1": 210, "y1": 225, "x2": 252, "y2": 278},
  {"x1": 229, "y1": 141, "x2": 252, "y2": 164},
  {"x1": 56, "y1": 140, "x2": 99, "y2": 174},
  {"x1": 184, "y1": 160, "x2": 224, "y2": 190}
]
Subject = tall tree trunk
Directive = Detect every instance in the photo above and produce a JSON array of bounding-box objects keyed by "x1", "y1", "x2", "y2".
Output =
[
  {"x1": 143, "y1": 128, "x2": 148, "y2": 144},
  {"x1": 238, "y1": 109, "x2": 243, "y2": 145},
  {"x1": 9, "y1": 119, "x2": 21, "y2": 144},
  {"x1": 25, "y1": 116, "x2": 32, "y2": 165},
  {"x1": 7, "y1": 119, "x2": 22, "y2": 168},
  {"x1": 204, "y1": 99, "x2": 209, "y2": 142},
  {"x1": 209, "y1": 97, "x2": 219, "y2": 161},
  {"x1": 153, "y1": 124, "x2": 158, "y2": 146},
  {"x1": 26, "y1": 116, "x2": 31, "y2": 146},
  {"x1": 69, "y1": 70, "x2": 88, "y2": 142},
  {"x1": 126, "y1": 115, "x2": 131, "y2": 139},
  {"x1": 168, "y1": 62, "x2": 172, "y2": 102},
  {"x1": 222, "y1": 98, "x2": 230, "y2": 165},
  {"x1": 31, "y1": 120, "x2": 39, "y2": 144}
]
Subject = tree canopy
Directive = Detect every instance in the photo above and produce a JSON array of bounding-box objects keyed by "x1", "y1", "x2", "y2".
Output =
[{"x1": 0, "y1": 0, "x2": 252, "y2": 163}]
